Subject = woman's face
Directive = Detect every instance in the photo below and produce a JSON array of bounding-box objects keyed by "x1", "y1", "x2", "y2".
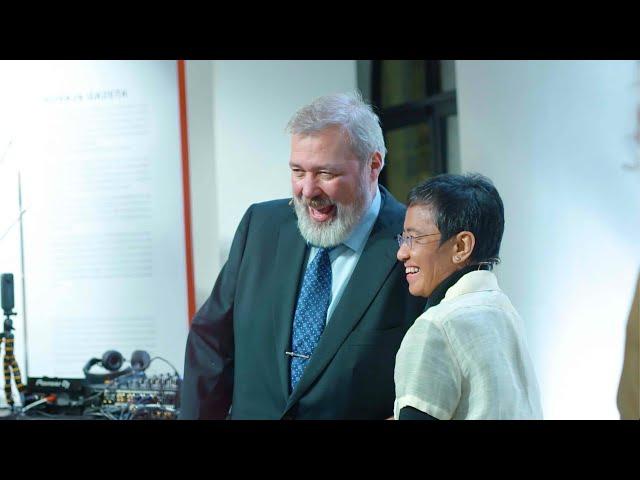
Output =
[{"x1": 397, "y1": 204, "x2": 459, "y2": 298}]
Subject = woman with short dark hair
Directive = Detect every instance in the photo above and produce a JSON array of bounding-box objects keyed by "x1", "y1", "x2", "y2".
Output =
[{"x1": 394, "y1": 173, "x2": 542, "y2": 420}]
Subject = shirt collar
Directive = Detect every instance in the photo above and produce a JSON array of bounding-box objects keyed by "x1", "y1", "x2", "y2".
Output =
[
  {"x1": 342, "y1": 186, "x2": 381, "y2": 253},
  {"x1": 424, "y1": 264, "x2": 487, "y2": 311},
  {"x1": 442, "y1": 270, "x2": 501, "y2": 303}
]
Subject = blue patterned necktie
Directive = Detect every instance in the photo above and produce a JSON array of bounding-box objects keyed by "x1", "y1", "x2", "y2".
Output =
[{"x1": 289, "y1": 247, "x2": 332, "y2": 392}]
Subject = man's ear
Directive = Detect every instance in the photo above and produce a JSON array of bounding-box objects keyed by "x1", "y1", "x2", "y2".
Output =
[
  {"x1": 368, "y1": 151, "x2": 383, "y2": 181},
  {"x1": 451, "y1": 231, "x2": 475, "y2": 265}
]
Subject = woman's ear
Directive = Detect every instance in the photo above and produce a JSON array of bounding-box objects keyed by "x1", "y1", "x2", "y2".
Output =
[{"x1": 452, "y1": 231, "x2": 475, "y2": 265}]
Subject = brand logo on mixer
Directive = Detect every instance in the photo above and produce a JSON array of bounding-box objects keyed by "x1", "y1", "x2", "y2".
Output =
[{"x1": 35, "y1": 379, "x2": 71, "y2": 390}]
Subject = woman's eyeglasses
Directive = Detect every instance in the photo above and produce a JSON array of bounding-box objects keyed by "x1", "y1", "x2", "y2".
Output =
[{"x1": 396, "y1": 232, "x2": 441, "y2": 250}]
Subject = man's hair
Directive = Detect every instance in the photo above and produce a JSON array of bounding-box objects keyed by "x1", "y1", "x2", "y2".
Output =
[
  {"x1": 408, "y1": 173, "x2": 505, "y2": 267},
  {"x1": 286, "y1": 90, "x2": 386, "y2": 165}
]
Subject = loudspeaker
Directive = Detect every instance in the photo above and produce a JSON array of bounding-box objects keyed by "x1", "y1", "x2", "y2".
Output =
[
  {"x1": 1, "y1": 273, "x2": 14, "y2": 314},
  {"x1": 83, "y1": 350, "x2": 150, "y2": 384}
]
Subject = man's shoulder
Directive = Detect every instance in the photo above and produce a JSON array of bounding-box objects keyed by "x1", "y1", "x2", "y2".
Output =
[
  {"x1": 250, "y1": 198, "x2": 293, "y2": 213},
  {"x1": 381, "y1": 192, "x2": 406, "y2": 216},
  {"x1": 243, "y1": 198, "x2": 296, "y2": 225},
  {"x1": 377, "y1": 186, "x2": 407, "y2": 228}
]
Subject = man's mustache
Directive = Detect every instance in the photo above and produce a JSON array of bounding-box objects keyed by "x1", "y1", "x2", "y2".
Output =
[{"x1": 295, "y1": 195, "x2": 335, "y2": 209}]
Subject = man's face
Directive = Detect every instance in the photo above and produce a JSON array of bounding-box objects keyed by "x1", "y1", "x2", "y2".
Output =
[{"x1": 289, "y1": 126, "x2": 374, "y2": 247}]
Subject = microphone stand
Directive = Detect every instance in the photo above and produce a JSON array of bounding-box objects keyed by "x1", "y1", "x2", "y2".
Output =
[
  {"x1": 1, "y1": 309, "x2": 26, "y2": 409},
  {"x1": 1, "y1": 138, "x2": 30, "y2": 411}
]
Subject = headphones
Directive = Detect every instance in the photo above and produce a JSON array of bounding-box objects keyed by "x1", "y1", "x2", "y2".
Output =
[{"x1": 83, "y1": 350, "x2": 151, "y2": 384}]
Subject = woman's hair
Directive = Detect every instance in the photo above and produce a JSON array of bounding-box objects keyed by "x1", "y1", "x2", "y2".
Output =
[
  {"x1": 408, "y1": 173, "x2": 505, "y2": 267},
  {"x1": 286, "y1": 90, "x2": 386, "y2": 165}
]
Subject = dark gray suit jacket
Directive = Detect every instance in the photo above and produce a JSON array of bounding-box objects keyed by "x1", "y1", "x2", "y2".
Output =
[{"x1": 180, "y1": 186, "x2": 426, "y2": 419}]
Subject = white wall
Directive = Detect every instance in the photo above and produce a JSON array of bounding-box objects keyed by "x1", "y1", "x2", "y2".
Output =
[
  {"x1": 186, "y1": 60, "x2": 357, "y2": 309},
  {"x1": 456, "y1": 60, "x2": 640, "y2": 419},
  {"x1": 185, "y1": 61, "x2": 220, "y2": 310}
]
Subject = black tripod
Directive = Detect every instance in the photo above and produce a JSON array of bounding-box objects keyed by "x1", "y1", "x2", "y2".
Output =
[{"x1": 1, "y1": 312, "x2": 26, "y2": 407}]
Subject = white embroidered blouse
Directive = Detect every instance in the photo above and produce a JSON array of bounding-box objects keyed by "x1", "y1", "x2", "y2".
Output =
[{"x1": 394, "y1": 270, "x2": 543, "y2": 420}]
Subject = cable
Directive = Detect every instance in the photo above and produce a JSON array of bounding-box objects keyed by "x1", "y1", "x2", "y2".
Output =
[
  {"x1": 149, "y1": 356, "x2": 181, "y2": 378},
  {"x1": 84, "y1": 411, "x2": 110, "y2": 419},
  {"x1": 81, "y1": 391, "x2": 104, "y2": 405},
  {"x1": 21, "y1": 394, "x2": 56, "y2": 413},
  {"x1": 99, "y1": 408, "x2": 117, "y2": 420},
  {"x1": 28, "y1": 410, "x2": 58, "y2": 418},
  {"x1": 21, "y1": 398, "x2": 48, "y2": 412},
  {"x1": 129, "y1": 404, "x2": 175, "y2": 420}
]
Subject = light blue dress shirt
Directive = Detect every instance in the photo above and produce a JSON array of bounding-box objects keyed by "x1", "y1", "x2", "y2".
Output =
[{"x1": 305, "y1": 187, "x2": 382, "y2": 324}]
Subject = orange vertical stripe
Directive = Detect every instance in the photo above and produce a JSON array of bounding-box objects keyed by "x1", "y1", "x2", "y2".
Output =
[{"x1": 177, "y1": 60, "x2": 196, "y2": 324}]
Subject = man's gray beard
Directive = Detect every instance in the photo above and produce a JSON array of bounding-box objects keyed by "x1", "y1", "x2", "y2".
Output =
[{"x1": 293, "y1": 186, "x2": 370, "y2": 248}]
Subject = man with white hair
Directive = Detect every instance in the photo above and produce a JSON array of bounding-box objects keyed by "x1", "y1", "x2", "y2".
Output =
[{"x1": 180, "y1": 91, "x2": 426, "y2": 419}]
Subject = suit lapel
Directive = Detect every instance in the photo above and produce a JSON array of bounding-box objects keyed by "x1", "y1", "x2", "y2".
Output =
[
  {"x1": 272, "y1": 213, "x2": 308, "y2": 401},
  {"x1": 285, "y1": 191, "x2": 401, "y2": 411}
]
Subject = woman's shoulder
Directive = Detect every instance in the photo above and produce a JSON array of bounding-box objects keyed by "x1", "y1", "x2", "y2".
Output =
[{"x1": 428, "y1": 288, "x2": 519, "y2": 332}]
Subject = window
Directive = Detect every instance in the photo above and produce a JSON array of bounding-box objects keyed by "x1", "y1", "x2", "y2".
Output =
[{"x1": 370, "y1": 60, "x2": 459, "y2": 203}]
